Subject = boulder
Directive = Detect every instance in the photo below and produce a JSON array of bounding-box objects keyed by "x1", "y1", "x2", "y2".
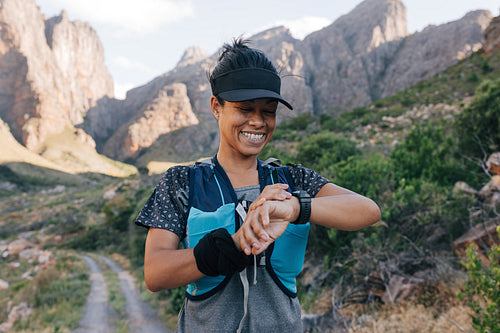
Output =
[
  {"x1": 452, "y1": 219, "x2": 499, "y2": 263},
  {"x1": 7, "y1": 239, "x2": 34, "y2": 257}
]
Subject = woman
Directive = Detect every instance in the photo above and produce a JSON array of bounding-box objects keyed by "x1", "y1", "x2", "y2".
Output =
[{"x1": 135, "y1": 38, "x2": 381, "y2": 332}]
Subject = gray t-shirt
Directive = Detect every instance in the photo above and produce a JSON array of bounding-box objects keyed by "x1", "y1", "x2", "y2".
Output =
[{"x1": 135, "y1": 163, "x2": 330, "y2": 332}]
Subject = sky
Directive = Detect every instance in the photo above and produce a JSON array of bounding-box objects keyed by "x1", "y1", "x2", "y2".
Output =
[{"x1": 34, "y1": 0, "x2": 499, "y2": 99}]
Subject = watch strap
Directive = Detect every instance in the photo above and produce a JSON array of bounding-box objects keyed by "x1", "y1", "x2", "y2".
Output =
[{"x1": 292, "y1": 190, "x2": 311, "y2": 224}]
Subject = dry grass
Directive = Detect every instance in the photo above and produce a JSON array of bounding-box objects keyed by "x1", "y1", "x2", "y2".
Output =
[
  {"x1": 346, "y1": 280, "x2": 473, "y2": 333},
  {"x1": 348, "y1": 303, "x2": 472, "y2": 333}
]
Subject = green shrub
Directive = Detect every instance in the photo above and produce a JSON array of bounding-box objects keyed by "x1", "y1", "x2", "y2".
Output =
[
  {"x1": 459, "y1": 231, "x2": 500, "y2": 332},
  {"x1": 455, "y1": 78, "x2": 500, "y2": 158},
  {"x1": 391, "y1": 124, "x2": 467, "y2": 187},
  {"x1": 296, "y1": 132, "x2": 360, "y2": 172}
]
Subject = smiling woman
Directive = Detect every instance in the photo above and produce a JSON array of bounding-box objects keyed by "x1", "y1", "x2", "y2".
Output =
[{"x1": 135, "y1": 38, "x2": 381, "y2": 332}]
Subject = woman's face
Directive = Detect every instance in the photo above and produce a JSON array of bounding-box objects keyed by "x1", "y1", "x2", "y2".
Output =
[{"x1": 212, "y1": 97, "x2": 278, "y2": 159}]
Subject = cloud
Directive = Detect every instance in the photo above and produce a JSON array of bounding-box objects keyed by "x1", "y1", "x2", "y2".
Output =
[{"x1": 44, "y1": 0, "x2": 194, "y2": 33}]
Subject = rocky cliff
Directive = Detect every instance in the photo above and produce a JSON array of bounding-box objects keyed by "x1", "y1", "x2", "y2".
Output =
[
  {"x1": 301, "y1": 0, "x2": 408, "y2": 111},
  {"x1": 484, "y1": 13, "x2": 500, "y2": 55},
  {"x1": 0, "y1": 0, "x2": 113, "y2": 150},
  {"x1": 102, "y1": 83, "x2": 199, "y2": 161},
  {"x1": 381, "y1": 10, "x2": 492, "y2": 98},
  {"x1": 0, "y1": 0, "x2": 495, "y2": 168},
  {"x1": 99, "y1": 0, "x2": 492, "y2": 164}
]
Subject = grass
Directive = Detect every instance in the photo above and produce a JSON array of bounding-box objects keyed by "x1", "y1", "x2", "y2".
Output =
[
  {"x1": 93, "y1": 255, "x2": 128, "y2": 333},
  {"x1": 0, "y1": 251, "x2": 90, "y2": 332}
]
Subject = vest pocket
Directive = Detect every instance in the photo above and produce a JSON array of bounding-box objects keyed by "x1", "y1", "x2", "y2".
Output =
[
  {"x1": 269, "y1": 223, "x2": 310, "y2": 293},
  {"x1": 186, "y1": 203, "x2": 236, "y2": 248}
]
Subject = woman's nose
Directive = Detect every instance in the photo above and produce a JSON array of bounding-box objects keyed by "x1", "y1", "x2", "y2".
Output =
[{"x1": 248, "y1": 110, "x2": 265, "y2": 126}]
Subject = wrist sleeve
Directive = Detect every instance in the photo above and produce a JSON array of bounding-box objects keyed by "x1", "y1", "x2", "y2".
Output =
[{"x1": 193, "y1": 228, "x2": 250, "y2": 276}]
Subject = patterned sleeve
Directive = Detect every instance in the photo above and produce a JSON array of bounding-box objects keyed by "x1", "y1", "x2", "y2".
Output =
[
  {"x1": 134, "y1": 166, "x2": 190, "y2": 240},
  {"x1": 285, "y1": 163, "x2": 330, "y2": 198}
]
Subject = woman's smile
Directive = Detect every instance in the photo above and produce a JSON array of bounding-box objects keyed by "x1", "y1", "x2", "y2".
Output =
[{"x1": 240, "y1": 131, "x2": 266, "y2": 144}]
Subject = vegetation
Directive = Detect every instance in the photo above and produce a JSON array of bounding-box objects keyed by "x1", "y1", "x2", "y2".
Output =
[
  {"x1": 0, "y1": 252, "x2": 89, "y2": 332},
  {"x1": 2, "y1": 44, "x2": 500, "y2": 332},
  {"x1": 459, "y1": 232, "x2": 500, "y2": 333}
]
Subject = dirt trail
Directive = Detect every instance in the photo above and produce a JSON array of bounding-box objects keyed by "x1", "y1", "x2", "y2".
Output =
[
  {"x1": 98, "y1": 255, "x2": 168, "y2": 333},
  {"x1": 74, "y1": 254, "x2": 169, "y2": 333},
  {"x1": 73, "y1": 255, "x2": 115, "y2": 333}
]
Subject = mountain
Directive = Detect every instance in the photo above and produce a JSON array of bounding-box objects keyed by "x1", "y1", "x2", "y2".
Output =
[
  {"x1": 0, "y1": 0, "x2": 136, "y2": 176},
  {"x1": 103, "y1": 0, "x2": 491, "y2": 166},
  {"x1": 0, "y1": 0, "x2": 495, "y2": 173}
]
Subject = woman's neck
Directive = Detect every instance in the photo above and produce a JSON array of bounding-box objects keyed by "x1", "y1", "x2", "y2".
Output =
[{"x1": 216, "y1": 150, "x2": 259, "y2": 188}]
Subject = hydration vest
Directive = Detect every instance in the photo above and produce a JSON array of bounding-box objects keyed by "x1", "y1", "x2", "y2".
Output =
[{"x1": 182, "y1": 155, "x2": 310, "y2": 300}]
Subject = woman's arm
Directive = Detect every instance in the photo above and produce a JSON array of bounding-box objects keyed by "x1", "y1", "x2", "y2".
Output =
[
  {"x1": 144, "y1": 228, "x2": 204, "y2": 291},
  {"x1": 237, "y1": 182, "x2": 381, "y2": 255},
  {"x1": 310, "y1": 182, "x2": 381, "y2": 231}
]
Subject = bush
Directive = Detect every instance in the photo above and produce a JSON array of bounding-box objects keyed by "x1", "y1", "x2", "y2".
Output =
[
  {"x1": 296, "y1": 132, "x2": 360, "y2": 172},
  {"x1": 391, "y1": 124, "x2": 467, "y2": 187},
  {"x1": 455, "y1": 78, "x2": 500, "y2": 158},
  {"x1": 459, "y1": 231, "x2": 500, "y2": 333}
]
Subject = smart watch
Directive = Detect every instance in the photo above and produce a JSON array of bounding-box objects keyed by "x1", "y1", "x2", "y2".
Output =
[{"x1": 291, "y1": 190, "x2": 311, "y2": 225}]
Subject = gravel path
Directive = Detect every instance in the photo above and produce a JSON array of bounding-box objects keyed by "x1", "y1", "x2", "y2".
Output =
[
  {"x1": 98, "y1": 255, "x2": 168, "y2": 333},
  {"x1": 73, "y1": 255, "x2": 115, "y2": 333},
  {"x1": 74, "y1": 254, "x2": 170, "y2": 333}
]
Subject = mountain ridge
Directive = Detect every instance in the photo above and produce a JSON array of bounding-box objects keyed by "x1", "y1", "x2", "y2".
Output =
[{"x1": 0, "y1": 0, "x2": 495, "y2": 173}]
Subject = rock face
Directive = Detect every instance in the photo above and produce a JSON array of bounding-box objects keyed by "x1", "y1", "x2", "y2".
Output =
[
  {"x1": 301, "y1": 0, "x2": 408, "y2": 111},
  {"x1": 381, "y1": 10, "x2": 492, "y2": 98},
  {"x1": 0, "y1": 0, "x2": 495, "y2": 165},
  {"x1": 103, "y1": 83, "x2": 199, "y2": 160},
  {"x1": 0, "y1": 0, "x2": 113, "y2": 150},
  {"x1": 484, "y1": 13, "x2": 500, "y2": 55},
  {"x1": 106, "y1": 0, "x2": 491, "y2": 163}
]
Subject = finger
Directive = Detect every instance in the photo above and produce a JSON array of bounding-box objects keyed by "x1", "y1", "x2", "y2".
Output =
[
  {"x1": 258, "y1": 203, "x2": 270, "y2": 227},
  {"x1": 241, "y1": 217, "x2": 262, "y2": 254},
  {"x1": 248, "y1": 206, "x2": 269, "y2": 243},
  {"x1": 236, "y1": 230, "x2": 252, "y2": 255},
  {"x1": 260, "y1": 184, "x2": 291, "y2": 201}
]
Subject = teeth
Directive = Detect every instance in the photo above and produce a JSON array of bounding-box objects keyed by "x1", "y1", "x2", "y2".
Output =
[{"x1": 242, "y1": 132, "x2": 264, "y2": 141}]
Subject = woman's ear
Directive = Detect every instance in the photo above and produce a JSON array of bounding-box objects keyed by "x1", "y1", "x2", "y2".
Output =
[{"x1": 210, "y1": 96, "x2": 220, "y2": 120}]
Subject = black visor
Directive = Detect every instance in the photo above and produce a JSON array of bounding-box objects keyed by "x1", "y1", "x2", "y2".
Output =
[{"x1": 211, "y1": 68, "x2": 293, "y2": 110}]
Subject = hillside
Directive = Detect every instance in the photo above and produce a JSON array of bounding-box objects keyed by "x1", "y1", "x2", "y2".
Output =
[{"x1": 1, "y1": 2, "x2": 500, "y2": 332}]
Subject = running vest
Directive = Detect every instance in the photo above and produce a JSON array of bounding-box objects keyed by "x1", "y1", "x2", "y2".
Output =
[{"x1": 182, "y1": 156, "x2": 310, "y2": 300}]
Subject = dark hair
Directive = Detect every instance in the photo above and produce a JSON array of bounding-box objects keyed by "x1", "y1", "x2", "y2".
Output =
[{"x1": 209, "y1": 38, "x2": 278, "y2": 105}]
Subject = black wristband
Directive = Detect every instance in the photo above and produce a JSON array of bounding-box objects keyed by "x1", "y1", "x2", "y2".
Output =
[
  {"x1": 193, "y1": 228, "x2": 250, "y2": 276},
  {"x1": 292, "y1": 190, "x2": 311, "y2": 225}
]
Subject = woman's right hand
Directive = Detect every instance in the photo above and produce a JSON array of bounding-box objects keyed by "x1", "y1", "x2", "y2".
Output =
[{"x1": 233, "y1": 183, "x2": 297, "y2": 255}]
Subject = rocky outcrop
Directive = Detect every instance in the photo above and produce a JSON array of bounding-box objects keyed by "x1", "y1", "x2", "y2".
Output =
[
  {"x1": 176, "y1": 46, "x2": 210, "y2": 67},
  {"x1": 484, "y1": 13, "x2": 500, "y2": 55},
  {"x1": 103, "y1": 83, "x2": 199, "y2": 160},
  {"x1": 0, "y1": 0, "x2": 495, "y2": 165},
  {"x1": 381, "y1": 10, "x2": 492, "y2": 98},
  {"x1": 452, "y1": 152, "x2": 500, "y2": 263},
  {"x1": 0, "y1": 0, "x2": 113, "y2": 150},
  {"x1": 301, "y1": 0, "x2": 407, "y2": 111}
]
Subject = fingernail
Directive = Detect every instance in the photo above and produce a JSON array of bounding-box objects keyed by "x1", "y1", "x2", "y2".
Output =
[
  {"x1": 260, "y1": 234, "x2": 268, "y2": 242},
  {"x1": 252, "y1": 242, "x2": 260, "y2": 249}
]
